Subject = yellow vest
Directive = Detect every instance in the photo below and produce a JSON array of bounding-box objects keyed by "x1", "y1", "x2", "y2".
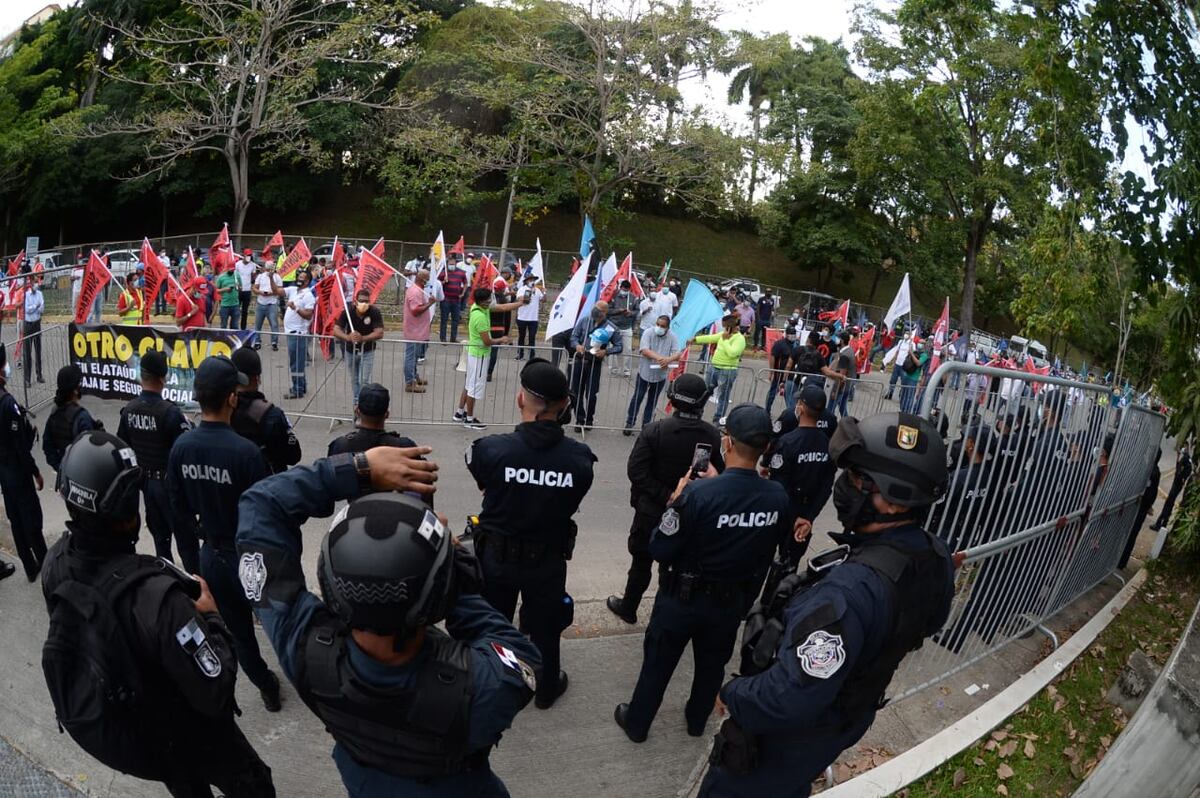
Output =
[{"x1": 118, "y1": 289, "x2": 142, "y2": 324}]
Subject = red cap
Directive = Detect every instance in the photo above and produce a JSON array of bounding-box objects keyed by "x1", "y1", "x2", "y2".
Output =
[{"x1": 243, "y1": 248, "x2": 254, "y2": 255}]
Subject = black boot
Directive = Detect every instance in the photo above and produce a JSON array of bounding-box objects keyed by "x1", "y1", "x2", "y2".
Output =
[{"x1": 606, "y1": 595, "x2": 637, "y2": 625}]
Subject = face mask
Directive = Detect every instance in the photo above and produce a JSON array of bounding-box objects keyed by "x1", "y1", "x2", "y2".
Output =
[
  {"x1": 655, "y1": 326, "x2": 668, "y2": 337},
  {"x1": 832, "y1": 471, "x2": 872, "y2": 530},
  {"x1": 591, "y1": 309, "x2": 603, "y2": 320},
  {"x1": 619, "y1": 290, "x2": 629, "y2": 297},
  {"x1": 786, "y1": 335, "x2": 796, "y2": 342}
]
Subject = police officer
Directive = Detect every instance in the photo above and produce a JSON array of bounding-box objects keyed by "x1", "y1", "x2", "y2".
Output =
[
  {"x1": 467, "y1": 357, "x2": 596, "y2": 709},
  {"x1": 167, "y1": 356, "x2": 283, "y2": 712},
  {"x1": 766, "y1": 383, "x2": 835, "y2": 565},
  {"x1": 327, "y1": 383, "x2": 418, "y2": 457},
  {"x1": 235, "y1": 446, "x2": 542, "y2": 797},
  {"x1": 230, "y1": 347, "x2": 301, "y2": 474},
  {"x1": 0, "y1": 342, "x2": 46, "y2": 582},
  {"x1": 615, "y1": 403, "x2": 789, "y2": 742},
  {"x1": 43, "y1": 432, "x2": 275, "y2": 797},
  {"x1": 607, "y1": 373, "x2": 724, "y2": 625},
  {"x1": 770, "y1": 379, "x2": 838, "y2": 446},
  {"x1": 932, "y1": 423, "x2": 994, "y2": 553},
  {"x1": 700, "y1": 413, "x2": 954, "y2": 797},
  {"x1": 42, "y1": 365, "x2": 99, "y2": 472},
  {"x1": 117, "y1": 350, "x2": 199, "y2": 573}
]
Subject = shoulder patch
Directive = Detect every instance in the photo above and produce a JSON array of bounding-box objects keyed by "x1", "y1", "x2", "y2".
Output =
[
  {"x1": 659, "y1": 507, "x2": 680, "y2": 536},
  {"x1": 238, "y1": 552, "x2": 267, "y2": 602},
  {"x1": 796, "y1": 629, "x2": 846, "y2": 679},
  {"x1": 464, "y1": 441, "x2": 474, "y2": 466},
  {"x1": 772, "y1": 419, "x2": 782, "y2": 433},
  {"x1": 490, "y1": 641, "x2": 537, "y2": 691},
  {"x1": 769, "y1": 453, "x2": 784, "y2": 470},
  {"x1": 193, "y1": 641, "x2": 223, "y2": 678}
]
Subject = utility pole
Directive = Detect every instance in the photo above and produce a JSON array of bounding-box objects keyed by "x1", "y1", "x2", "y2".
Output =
[{"x1": 497, "y1": 137, "x2": 525, "y2": 271}]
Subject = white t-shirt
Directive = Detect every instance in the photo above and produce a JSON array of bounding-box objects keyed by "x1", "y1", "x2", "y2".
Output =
[
  {"x1": 425, "y1": 276, "x2": 445, "y2": 303},
  {"x1": 236, "y1": 259, "x2": 256, "y2": 291},
  {"x1": 651, "y1": 292, "x2": 677, "y2": 320},
  {"x1": 255, "y1": 271, "x2": 281, "y2": 305},
  {"x1": 284, "y1": 286, "x2": 316, "y2": 333},
  {"x1": 638, "y1": 297, "x2": 656, "y2": 330},
  {"x1": 516, "y1": 286, "x2": 544, "y2": 322}
]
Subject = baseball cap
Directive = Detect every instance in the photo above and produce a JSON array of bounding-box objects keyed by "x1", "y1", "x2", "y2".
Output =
[
  {"x1": 140, "y1": 350, "x2": 168, "y2": 378},
  {"x1": 719, "y1": 403, "x2": 773, "y2": 448},
  {"x1": 520, "y1": 357, "x2": 569, "y2": 403},
  {"x1": 357, "y1": 383, "x2": 390, "y2": 416},
  {"x1": 243, "y1": 248, "x2": 254, "y2": 256},
  {"x1": 231, "y1": 347, "x2": 262, "y2": 378},
  {"x1": 798, "y1": 383, "x2": 827, "y2": 413},
  {"x1": 194, "y1": 356, "x2": 247, "y2": 393}
]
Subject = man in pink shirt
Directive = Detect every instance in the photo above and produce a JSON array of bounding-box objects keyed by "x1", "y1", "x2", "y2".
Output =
[{"x1": 403, "y1": 269, "x2": 437, "y2": 392}]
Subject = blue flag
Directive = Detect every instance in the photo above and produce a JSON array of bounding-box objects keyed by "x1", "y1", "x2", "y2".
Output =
[
  {"x1": 579, "y1": 215, "x2": 596, "y2": 260},
  {"x1": 671, "y1": 279, "x2": 724, "y2": 341}
]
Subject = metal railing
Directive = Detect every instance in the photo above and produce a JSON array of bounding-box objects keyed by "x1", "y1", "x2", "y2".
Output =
[{"x1": 884, "y1": 362, "x2": 1163, "y2": 700}]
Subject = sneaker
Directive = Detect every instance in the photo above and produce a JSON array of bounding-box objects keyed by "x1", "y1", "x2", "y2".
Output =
[
  {"x1": 405, "y1": 383, "x2": 426, "y2": 393},
  {"x1": 1149, "y1": 522, "x2": 1162, "y2": 531},
  {"x1": 463, "y1": 417, "x2": 487, "y2": 430},
  {"x1": 453, "y1": 409, "x2": 466, "y2": 422},
  {"x1": 260, "y1": 671, "x2": 283, "y2": 713},
  {"x1": 0, "y1": 561, "x2": 14, "y2": 581},
  {"x1": 574, "y1": 425, "x2": 584, "y2": 434},
  {"x1": 623, "y1": 369, "x2": 631, "y2": 377},
  {"x1": 622, "y1": 425, "x2": 633, "y2": 437},
  {"x1": 283, "y1": 392, "x2": 301, "y2": 400},
  {"x1": 417, "y1": 357, "x2": 426, "y2": 364},
  {"x1": 487, "y1": 374, "x2": 493, "y2": 382},
  {"x1": 415, "y1": 378, "x2": 428, "y2": 385},
  {"x1": 271, "y1": 344, "x2": 278, "y2": 351}
]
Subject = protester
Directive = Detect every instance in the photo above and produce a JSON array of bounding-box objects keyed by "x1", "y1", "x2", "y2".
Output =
[
  {"x1": 736, "y1": 298, "x2": 755, "y2": 336},
  {"x1": 487, "y1": 269, "x2": 517, "y2": 381},
  {"x1": 834, "y1": 328, "x2": 858, "y2": 417},
  {"x1": 253, "y1": 262, "x2": 282, "y2": 350},
  {"x1": 515, "y1": 273, "x2": 545, "y2": 361},
  {"x1": 215, "y1": 260, "x2": 240, "y2": 329},
  {"x1": 23, "y1": 277, "x2": 44, "y2": 386},
  {"x1": 624, "y1": 315, "x2": 682, "y2": 434},
  {"x1": 899, "y1": 339, "x2": 930, "y2": 413},
  {"x1": 115, "y1": 274, "x2": 143, "y2": 325},
  {"x1": 236, "y1": 249, "x2": 256, "y2": 329},
  {"x1": 569, "y1": 300, "x2": 624, "y2": 432},
  {"x1": 765, "y1": 326, "x2": 797, "y2": 415},
  {"x1": 175, "y1": 280, "x2": 205, "y2": 331},
  {"x1": 754, "y1": 290, "x2": 776, "y2": 350},
  {"x1": 693, "y1": 314, "x2": 746, "y2": 420},
  {"x1": 283, "y1": 269, "x2": 316, "y2": 399},
  {"x1": 333, "y1": 288, "x2": 385, "y2": 406},
  {"x1": 440, "y1": 260, "x2": 468, "y2": 341},
  {"x1": 403, "y1": 269, "x2": 437, "y2": 393},
  {"x1": 609, "y1": 279, "x2": 638, "y2": 377},
  {"x1": 455, "y1": 286, "x2": 520, "y2": 430}
]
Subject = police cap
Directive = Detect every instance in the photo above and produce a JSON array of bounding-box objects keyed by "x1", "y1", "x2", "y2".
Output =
[
  {"x1": 798, "y1": 383, "x2": 826, "y2": 413},
  {"x1": 667, "y1": 373, "x2": 710, "y2": 409},
  {"x1": 231, "y1": 347, "x2": 262, "y2": 378},
  {"x1": 140, "y1": 350, "x2": 168, "y2": 378},
  {"x1": 194, "y1": 355, "x2": 247, "y2": 393},
  {"x1": 357, "y1": 383, "x2": 390, "y2": 416},
  {"x1": 720, "y1": 403, "x2": 772, "y2": 449},
  {"x1": 520, "y1": 357, "x2": 568, "y2": 403}
]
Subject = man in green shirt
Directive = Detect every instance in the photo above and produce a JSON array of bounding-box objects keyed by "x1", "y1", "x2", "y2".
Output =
[
  {"x1": 215, "y1": 268, "x2": 241, "y2": 329},
  {"x1": 692, "y1": 314, "x2": 747, "y2": 420},
  {"x1": 454, "y1": 286, "x2": 521, "y2": 430}
]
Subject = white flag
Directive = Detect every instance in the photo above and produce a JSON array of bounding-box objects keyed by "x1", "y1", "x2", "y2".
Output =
[
  {"x1": 883, "y1": 273, "x2": 911, "y2": 331},
  {"x1": 545, "y1": 253, "x2": 592, "y2": 341},
  {"x1": 525, "y1": 238, "x2": 545, "y2": 284},
  {"x1": 429, "y1": 230, "x2": 446, "y2": 276}
]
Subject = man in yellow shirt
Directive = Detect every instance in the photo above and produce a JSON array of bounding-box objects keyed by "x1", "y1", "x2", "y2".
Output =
[{"x1": 692, "y1": 314, "x2": 746, "y2": 420}]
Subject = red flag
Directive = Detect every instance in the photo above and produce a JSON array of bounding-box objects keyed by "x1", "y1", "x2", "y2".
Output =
[
  {"x1": 448, "y1": 236, "x2": 465, "y2": 257},
  {"x1": 352, "y1": 247, "x2": 398, "y2": 305},
  {"x1": 141, "y1": 238, "x2": 169, "y2": 324},
  {"x1": 662, "y1": 345, "x2": 691, "y2": 414},
  {"x1": 854, "y1": 326, "x2": 876, "y2": 374},
  {"x1": 182, "y1": 248, "x2": 199, "y2": 284},
  {"x1": 278, "y1": 238, "x2": 312, "y2": 280},
  {"x1": 170, "y1": 274, "x2": 196, "y2": 319},
  {"x1": 7, "y1": 250, "x2": 24, "y2": 277},
  {"x1": 331, "y1": 237, "x2": 346, "y2": 270},
  {"x1": 927, "y1": 298, "x2": 951, "y2": 373},
  {"x1": 817, "y1": 299, "x2": 850, "y2": 326},
  {"x1": 75, "y1": 250, "x2": 113, "y2": 323},
  {"x1": 264, "y1": 230, "x2": 284, "y2": 257},
  {"x1": 599, "y1": 253, "x2": 642, "y2": 303},
  {"x1": 369, "y1": 237, "x2": 385, "y2": 259},
  {"x1": 210, "y1": 223, "x2": 235, "y2": 274},
  {"x1": 468, "y1": 254, "x2": 498, "y2": 304}
]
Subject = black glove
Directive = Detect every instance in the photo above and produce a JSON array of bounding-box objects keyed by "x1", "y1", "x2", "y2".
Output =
[{"x1": 451, "y1": 542, "x2": 484, "y2": 597}]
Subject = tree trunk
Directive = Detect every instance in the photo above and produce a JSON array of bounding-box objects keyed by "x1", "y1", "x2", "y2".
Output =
[
  {"x1": 961, "y1": 221, "x2": 986, "y2": 344},
  {"x1": 748, "y1": 109, "x2": 761, "y2": 205},
  {"x1": 868, "y1": 265, "x2": 884, "y2": 303},
  {"x1": 229, "y1": 147, "x2": 251, "y2": 249}
]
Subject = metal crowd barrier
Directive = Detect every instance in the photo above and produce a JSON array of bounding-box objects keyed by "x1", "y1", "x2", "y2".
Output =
[
  {"x1": 885, "y1": 362, "x2": 1162, "y2": 700},
  {"x1": 753, "y1": 366, "x2": 889, "y2": 419}
]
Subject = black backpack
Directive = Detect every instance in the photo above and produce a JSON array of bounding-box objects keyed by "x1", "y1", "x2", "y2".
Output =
[{"x1": 42, "y1": 558, "x2": 186, "y2": 780}]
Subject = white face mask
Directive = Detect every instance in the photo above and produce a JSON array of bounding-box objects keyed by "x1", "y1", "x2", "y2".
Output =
[{"x1": 655, "y1": 326, "x2": 668, "y2": 337}]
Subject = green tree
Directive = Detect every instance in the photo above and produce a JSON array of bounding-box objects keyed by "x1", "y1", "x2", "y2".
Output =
[{"x1": 719, "y1": 31, "x2": 790, "y2": 204}]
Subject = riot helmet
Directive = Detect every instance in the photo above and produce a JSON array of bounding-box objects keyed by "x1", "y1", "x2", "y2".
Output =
[
  {"x1": 317, "y1": 493, "x2": 455, "y2": 639},
  {"x1": 57, "y1": 431, "x2": 143, "y2": 527}
]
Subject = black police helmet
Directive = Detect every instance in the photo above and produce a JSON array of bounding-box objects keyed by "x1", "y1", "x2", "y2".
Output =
[
  {"x1": 667, "y1": 373, "x2": 710, "y2": 410},
  {"x1": 829, "y1": 412, "x2": 948, "y2": 507},
  {"x1": 317, "y1": 493, "x2": 455, "y2": 638},
  {"x1": 57, "y1": 431, "x2": 143, "y2": 523}
]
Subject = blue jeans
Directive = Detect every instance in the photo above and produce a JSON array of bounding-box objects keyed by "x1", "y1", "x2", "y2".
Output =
[
  {"x1": 765, "y1": 373, "x2": 786, "y2": 414},
  {"x1": 218, "y1": 304, "x2": 237, "y2": 329},
  {"x1": 254, "y1": 301, "x2": 278, "y2": 347},
  {"x1": 626, "y1": 376, "x2": 666, "y2": 427},
  {"x1": 288, "y1": 334, "x2": 309, "y2": 395},
  {"x1": 404, "y1": 341, "x2": 422, "y2": 384},
  {"x1": 899, "y1": 380, "x2": 919, "y2": 414},
  {"x1": 886, "y1": 364, "x2": 904, "y2": 398},
  {"x1": 439, "y1": 301, "x2": 462, "y2": 342},
  {"x1": 706, "y1": 366, "x2": 738, "y2": 420},
  {"x1": 347, "y1": 349, "x2": 375, "y2": 404}
]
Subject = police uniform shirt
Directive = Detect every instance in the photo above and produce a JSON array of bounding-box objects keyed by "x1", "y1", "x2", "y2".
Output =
[
  {"x1": 117, "y1": 390, "x2": 191, "y2": 477},
  {"x1": 327, "y1": 427, "x2": 417, "y2": 457},
  {"x1": 234, "y1": 456, "x2": 541, "y2": 794},
  {"x1": 233, "y1": 391, "x2": 301, "y2": 474},
  {"x1": 767, "y1": 427, "x2": 835, "y2": 523},
  {"x1": 466, "y1": 421, "x2": 596, "y2": 541},
  {"x1": 168, "y1": 421, "x2": 269, "y2": 546},
  {"x1": 0, "y1": 388, "x2": 37, "y2": 473},
  {"x1": 41, "y1": 532, "x2": 240, "y2": 721},
  {"x1": 930, "y1": 460, "x2": 993, "y2": 551},
  {"x1": 43, "y1": 403, "x2": 98, "y2": 472},
  {"x1": 716, "y1": 524, "x2": 953, "y2": 786},
  {"x1": 649, "y1": 468, "x2": 790, "y2": 582},
  {"x1": 626, "y1": 413, "x2": 724, "y2": 518}
]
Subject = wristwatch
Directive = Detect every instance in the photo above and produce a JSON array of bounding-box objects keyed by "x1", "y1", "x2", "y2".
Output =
[{"x1": 352, "y1": 451, "x2": 371, "y2": 491}]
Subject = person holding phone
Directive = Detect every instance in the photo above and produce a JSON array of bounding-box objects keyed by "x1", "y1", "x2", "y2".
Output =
[
  {"x1": 608, "y1": 373, "x2": 724, "y2": 626},
  {"x1": 615, "y1": 403, "x2": 789, "y2": 742}
]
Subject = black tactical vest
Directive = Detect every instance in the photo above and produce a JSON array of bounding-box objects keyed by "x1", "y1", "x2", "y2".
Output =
[
  {"x1": 296, "y1": 613, "x2": 478, "y2": 778},
  {"x1": 120, "y1": 397, "x2": 175, "y2": 475},
  {"x1": 46, "y1": 403, "x2": 84, "y2": 459},
  {"x1": 231, "y1": 393, "x2": 272, "y2": 449}
]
